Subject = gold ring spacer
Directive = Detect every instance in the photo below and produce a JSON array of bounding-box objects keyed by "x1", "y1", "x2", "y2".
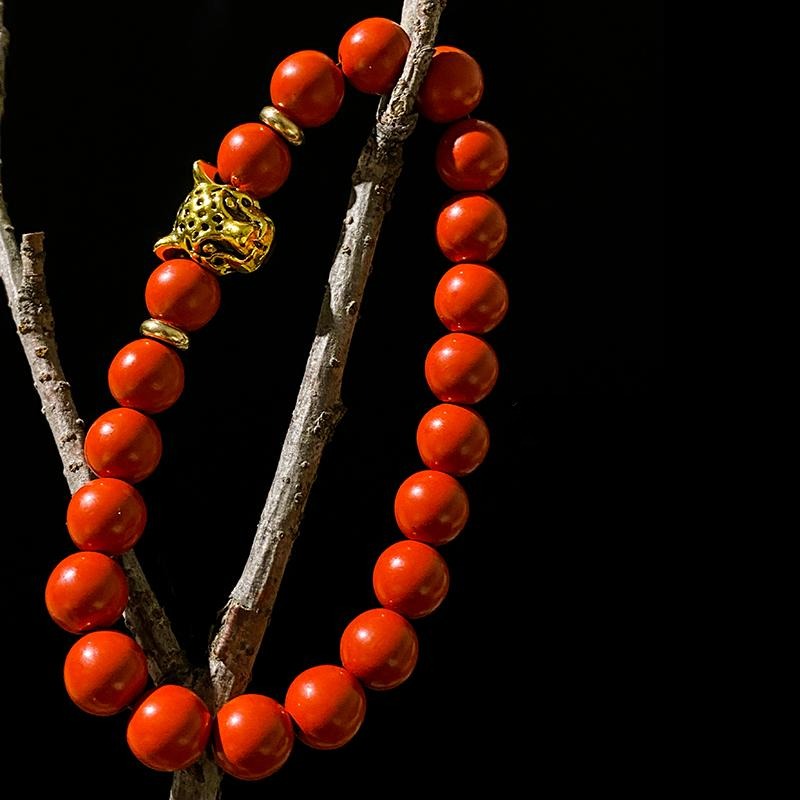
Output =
[
  {"x1": 140, "y1": 318, "x2": 190, "y2": 351},
  {"x1": 259, "y1": 105, "x2": 304, "y2": 146}
]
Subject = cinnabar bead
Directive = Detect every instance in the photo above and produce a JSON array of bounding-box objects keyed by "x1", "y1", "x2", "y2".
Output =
[
  {"x1": 424, "y1": 332, "x2": 499, "y2": 404},
  {"x1": 46, "y1": 552, "x2": 128, "y2": 633},
  {"x1": 436, "y1": 119, "x2": 509, "y2": 191},
  {"x1": 436, "y1": 193, "x2": 508, "y2": 262},
  {"x1": 340, "y1": 608, "x2": 418, "y2": 690},
  {"x1": 145, "y1": 259, "x2": 221, "y2": 332},
  {"x1": 416, "y1": 403, "x2": 490, "y2": 475},
  {"x1": 84, "y1": 408, "x2": 162, "y2": 484},
  {"x1": 108, "y1": 339, "x2": 184, "y2": 415},
  {"x1": 127, "y1": 685, "x2": 212, "y2": 772},
  {"x1": 217, "y1": 122, "x2": 291, "y2": 199},
  {"x1": 64, "y1": 631, "x2": 148, "y2": 716},
  {"x1": 338, "y1": 17, "x2": 410, "y2": 95},
  {"x1": 270, "y1": 50, "x2": 345, "y2": 128},
  {"x1": 213, "y1": 694, "x2": 294, "y2": 780},
  {"x1": 434, "y1": 263, "x2": 509, "y2": 333},
  {"x1": 284, "y1": 665, "x2": 366, "y2": 750},
  {"x1": 417, "y1": 46, "x2": 483, "y2": 123},
  {"x1": 373, "y1": 540, "x2": 450, "y2": 619},
  {"x1": 67, "y1": 478, "x2": 147, "y2": 554},
  {"x1": 394, "y1": 469, "x2": 469, "y2": 545}
]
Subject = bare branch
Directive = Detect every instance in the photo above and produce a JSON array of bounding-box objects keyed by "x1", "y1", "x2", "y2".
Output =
[
  {"x1": 209, "y1": 0, "x2": 447, "y2": 707},
  {"x1": 0, "y1": 5, "x2": 189, "y2": 689}
]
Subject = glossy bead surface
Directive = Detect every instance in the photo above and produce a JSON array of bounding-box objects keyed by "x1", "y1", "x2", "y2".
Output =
[
  {"x1": 418, "y1": 46, "x2": 483, "y2": 123},
  {"x1": 394, "y1": 469, "x2": 469, "y2": 545},
  {"x1": 436, "y1": 119, "x2": 509, "y2": 190},
  {"x1": 338, "y1": 17, "x2": 410, "y2": 95},
  {"x1": 284, "y1": 665, "x2": 366, "y2": 750},
  {"x1": 217, "y1": 122, "x2": 291, "y2": 199},
  {"x1": 340, "y1": 608, "x2": 418, "y2": 691},
  {"x1": 108, "y1": 339, "x2": 184, "y2": 415},
  {"x1": 436, "y1": 193, "x2": 508, "y2": 262},
  {"x1": 145, "y1": 259, "x2": 221, "y2": 332},
  {"x1": 67, "y1": 478, "x2": 147, "y2": 554},
  {"x1": 45, "y1": 552, "x2": 128, "y2": 633},
  {"x1": 270, "y1": 50, "x2": 345, "y2": 128},
  {"x1": 84, "y1": 408, "x2": 162, "y2": 484},
  {"x1": 416, "y1": 403, "x2": 490, "y2": 475},
  {"x1": 64, "y1": 631, "x2": 148, "y2": 716},
  {"x1": 424, "y1": 332, "x2": 499, "y2": 404},
  {"x1": 434, "y1": 263, "x2": 509, "y2": 333},
  {"x1": 127, "y1": 685, "x2": 212, "y2": 772},
  {"x1": 373, "y1": 540, "x2": 450, "y2": 618},
  {"x1": 213, "y1": 694, "x2": 294, "y2": 780}
]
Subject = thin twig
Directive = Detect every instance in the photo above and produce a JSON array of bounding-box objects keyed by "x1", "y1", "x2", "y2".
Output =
[
  {"x1": 208, "y1": 0, "x2": 447, "y2": 707},
  {"x1": 0, "y1": 5, "x2": 189, "y2": 687}
]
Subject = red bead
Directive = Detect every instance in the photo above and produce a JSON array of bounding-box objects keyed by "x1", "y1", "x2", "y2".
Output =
[
  {"x1": 394, "y1": 469, "x2": 469, "y2": 545},
  {"x1": 424, "y1": 332, "x2": 499, "y2": 404},
  {"x1": 213, "y1": 694, "x2": 294, "y2": 780},
  {"x1": 436, "y1": 193, "x2": 508, "y2": 262},
  {"x1": 340, "y1": 608, "x2": 418, "y2": 691},
  {"x1": 108, "y1": 339, "x2": 184, "y2": 415},
  {"x1": 338, "y1": 17, "x2": 410, "y2": 95},
  {"x1": 127, "y1": 685, "x2": 212, "y2": 772},
  {"x1": 434, "y1": 263, "x2": 509, "y2": 333},
  {"x1": 45, "y1": 552, "x2": 128, "y2": 633},
  {"x1": 84, "y1": 408, "x2": 162, "y2": 484},
  {"x1": 270, "y1": 50, "x2": 345, "y2": 128},
  {"x1": 67, "y1": 478, "x2": 147, "y2": 554},
  {"x1": 436, "y1": 119, "x2": 509, "y2": 191},
  {"x1": 418, "y1": 46, "x2": 483, "y2": 123},
  {"x1": 217, "y1": 122, "x2": 291, "y2": 199},
  {"x1": 416, "y1": 404, "x2": 490, "y2": 475},
  {"x1": 145, "y1": 259, "x2": 221, "y2": 332},
  {"x1": 64, "y1": 631, "x2": 148, "y2": 716},
  {"x1": 284, "y1": 665, "x2": 366, "y2": 750},
  {"x1": 373, "y1": 540, "x2": 450, "y2": 619}
]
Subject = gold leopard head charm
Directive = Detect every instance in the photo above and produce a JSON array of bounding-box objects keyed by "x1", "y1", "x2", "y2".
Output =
[{"x1": 154, "y1": 161, "x2": 275, "y2": 275}]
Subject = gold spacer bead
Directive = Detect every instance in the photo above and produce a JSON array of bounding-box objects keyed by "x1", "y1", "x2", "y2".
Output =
[
  {"x1": 140, "y1": 319, "x2": 190, "y2": 351},
  {"x1": 259, "y1": 105, "x2": 304, "y2": 146}
]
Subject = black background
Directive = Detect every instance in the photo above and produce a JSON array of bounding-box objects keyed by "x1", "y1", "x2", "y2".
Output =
[{"x1": 1, "y1": 1, "x2": 662, "y2": 796}]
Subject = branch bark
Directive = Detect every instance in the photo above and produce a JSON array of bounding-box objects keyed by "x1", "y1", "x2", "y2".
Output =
[
  {"x1": 0, "y1": 0, "x2": 190, "y2": 700},
  {"x1": 208, "y1": 0, "x2": 448, "y2": 708}
]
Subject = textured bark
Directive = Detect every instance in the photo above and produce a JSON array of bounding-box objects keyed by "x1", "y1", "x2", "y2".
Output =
[{"x1": 208, "y1": 0, "x2": 448, "y2": 710}]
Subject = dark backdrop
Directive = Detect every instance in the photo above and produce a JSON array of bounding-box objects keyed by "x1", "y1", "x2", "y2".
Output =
[{"x1": 1, "y1": 1, "x2": 663, "y2": 796}]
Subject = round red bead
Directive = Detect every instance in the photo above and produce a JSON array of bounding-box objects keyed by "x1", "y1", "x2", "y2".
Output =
[
  {"x1": 424, "y1": 332, "x2": 499, "y2": 404},
  {"x1": 213, "y1": 694, "x2": 294, "y2": 780},
  {"x1": 217, "y1": 122, "x2": 291, "y2": 199},
  {"x1": 436, "y1": 119, "x2": 509, "y2": 191},
  {"x1": 418, "y1": 46, "x2": 483, "y2": 123},
  {"x1": 394, "y1": 469, "x2": 469, "y2": 545},
  {"x1": 436, "y1": 193, "x2": 508, "y2": 262},
  {"x1": 108, "y1": 339, "x2": 184, "y2": 415},
  {"x1": 416, "y1": 403, "x2": 490, "y2": 475},
  {"x1": 64, "y1": 630, "x2": 148, "y2": 716},
  {"x1": 340, "y1": 608, "x2": 418, "y2": 691},
  {"x1": 127, "y1": 685, "x2": 212, "y2": 772},
  {"x1": 270, "y1": 50, "x2": 345, "y2": 128},
  {"x1": 434, "y1": 263, "x2": 509, "y2": 333},
  {"x1": 45, "y1": 552, "x2": 128, "y2": 633},
  {"x1": 84, "y1": 408, "x2": 162, "y2": 484},
  {"x1": 338, "y1": 17, "x2": 410, "y2": 95},
  {"x1": 67, "y1": 478, "x2": 147, "y2": 554},
  {"x1": 284, "y1": 665, "x2": 366, "y2": 750},
  {"x1": 145, "y1": 259, "x2": 221, "y2": 332},
  {"x1": 373, "y1": 540, "x2": 450, "y2": 619}
]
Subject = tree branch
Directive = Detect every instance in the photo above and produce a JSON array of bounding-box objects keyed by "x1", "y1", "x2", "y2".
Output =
[
  {"x1": 0, "y1": 3, "x2": 189, "y2": 689},
  {"x1": 208, "y1": 0, "x2": 447, "y2": 707}
]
